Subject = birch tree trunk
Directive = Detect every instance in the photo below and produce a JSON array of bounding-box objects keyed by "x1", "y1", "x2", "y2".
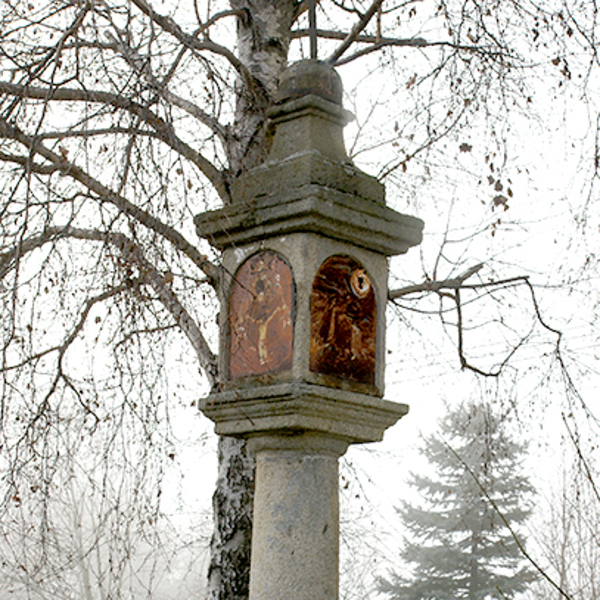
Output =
[{"x1": 206, "y1": 3, "x2": 296, "y2": 598}]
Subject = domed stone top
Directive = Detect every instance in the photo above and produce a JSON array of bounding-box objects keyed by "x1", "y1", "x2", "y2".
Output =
[{"x1": 276, "y1": 60, "x2": 343, "y2": 105}]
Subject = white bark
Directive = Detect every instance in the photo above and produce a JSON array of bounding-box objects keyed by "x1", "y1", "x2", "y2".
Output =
[
  {"x1": 227, "y1": 0, "x2": 296, "y2": 175},
  {"x1": 207, "y1": 436, "x2": 255, "y2": 600},
  {"x1": 206, "y1": 4, "x2": 296, "y2": 598}
]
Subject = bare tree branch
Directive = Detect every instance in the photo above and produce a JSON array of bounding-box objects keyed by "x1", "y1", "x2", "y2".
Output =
[
  {"x1": 1, "y1": 284, "x2": 128, "y2": 375},
  {"x1": 339, "y1": 37, "x2": 515, "y2": 66},
  {"x1": 128, "y1": 0, "x2": 258, "y2": 96},
  {"x1": 451, "y1": 287, "x2": 528, "y2": 378},
  {"x1": 326, "y1": 0, "x2": 386, "y2": 65},
  {"x1": 1, "y1": 226, "x2": 218, "y2": 383},
  {"x1": 193, "y1": 7, "x2": 245, "y2": 36},
  {"x1": 0, "y1": 82, "x2": 230, "y2": 202},
  {"x1": 0, "y1": 119, "x2": 220, "y2": 286},
  {"x1": 292, "y1": 27, "x2": 424, "y2": 45},
  {"x1": 390, "y1": 267, "x2": 569, "y2": 379},
  {"x1": 389, "y1": 263, "x2": 484, "y2": 299},
  {"x1": 101, "y1": 31, "x2": 230, "y2": 142}
]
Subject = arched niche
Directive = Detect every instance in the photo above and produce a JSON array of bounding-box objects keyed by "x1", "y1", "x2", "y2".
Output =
[
  {"x1": 228, "y1": 250, "x2": 295, "y2": 379},
  {"x1": 310, "y1": 255, "x2": 376, "y2": 385}
]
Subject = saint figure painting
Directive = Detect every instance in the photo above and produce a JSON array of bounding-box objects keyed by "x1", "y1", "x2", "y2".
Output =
[{"x1": 229, "y1": 251, "x2": 294, "y2": 379}]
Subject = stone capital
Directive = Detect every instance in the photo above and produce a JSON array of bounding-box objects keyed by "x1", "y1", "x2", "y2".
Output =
[{"x1": 247, "y1": 432, "x2": 349, "y2": 457}]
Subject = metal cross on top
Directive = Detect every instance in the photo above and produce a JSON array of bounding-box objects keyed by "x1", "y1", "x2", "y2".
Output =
[{"x1": 309, "y1": 0, "x2": 318, "y2": 59}]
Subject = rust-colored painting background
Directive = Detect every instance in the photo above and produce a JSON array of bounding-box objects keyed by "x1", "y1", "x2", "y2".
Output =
[
  {"x1": 229, "y1": 251, "x2": 294, "y2": 379},
  {"x1": 310, "y1": 255, "x2": 376, "y2": 385}
]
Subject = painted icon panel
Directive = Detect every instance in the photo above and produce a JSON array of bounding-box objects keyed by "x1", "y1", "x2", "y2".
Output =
[
  {"x1": 229, "y1": 251, "x2": 294, "y2": 379},
  {"x1": 310, "y1": 255, "x2": 376, "y2": 385}
]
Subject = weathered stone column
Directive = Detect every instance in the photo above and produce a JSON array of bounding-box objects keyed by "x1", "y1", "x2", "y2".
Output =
[
  {"x1": 195, "y1": 59, "x2": 423, "y2": 600},
  {"x1": 248, "y1": 434, "x2": 345, "y2": 600}
]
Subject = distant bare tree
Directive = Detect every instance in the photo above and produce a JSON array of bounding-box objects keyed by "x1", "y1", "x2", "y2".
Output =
[{"x1": 527, "y1": 442, "x2": 600, "y2": 600}]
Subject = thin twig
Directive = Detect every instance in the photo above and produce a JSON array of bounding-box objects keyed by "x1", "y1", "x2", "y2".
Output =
[
  {"x1": 562, "y1": 414, "x2": 600, "y2": 505},
  {"x1": 326, "y1": 0, "x2": 386, "y2": 65}
]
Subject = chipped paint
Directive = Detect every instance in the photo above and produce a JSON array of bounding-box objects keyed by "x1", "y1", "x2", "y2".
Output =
[
  {"x1": 310, "y1": 255, "x2": 376, "y2": 385},
  {"x1": 229, "y1": 251, "x2": 294, "y2": 379}
]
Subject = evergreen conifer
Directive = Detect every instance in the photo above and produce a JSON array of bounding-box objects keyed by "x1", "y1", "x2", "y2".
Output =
[{"x1": 381, "y1": 401, "x2": 535, "y2": 600}]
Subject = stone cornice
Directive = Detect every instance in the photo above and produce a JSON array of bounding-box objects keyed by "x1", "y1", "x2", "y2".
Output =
[
  {"x1": 194, "y1": 154, "x2": 423, "y2": 255},
  {"x1": 199, "y1": 381, "x2": 409, "y2": 444}
]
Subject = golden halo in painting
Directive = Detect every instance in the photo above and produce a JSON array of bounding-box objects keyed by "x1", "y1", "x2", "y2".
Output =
[{"x1": 350, "y1": 268, "x2": 371, "y2": 299}]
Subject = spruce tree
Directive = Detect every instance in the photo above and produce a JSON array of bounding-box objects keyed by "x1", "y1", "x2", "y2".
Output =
[{"x1": 381, "y1": 401, "x2": 535, "y2": 600}]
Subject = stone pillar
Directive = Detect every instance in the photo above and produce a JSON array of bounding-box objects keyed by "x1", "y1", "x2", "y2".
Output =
[
  {"x1": 248, "y1": 434, "x2": 347, "y2": 600},
  {"x1": 195, "y1": 59, "x2": 424, "y2": 600}
]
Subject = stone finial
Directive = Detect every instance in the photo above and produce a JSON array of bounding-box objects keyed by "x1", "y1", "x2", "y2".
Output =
[
  {"x1": 275, "y1": 59, "x2": 343, "y2": 105},
  {"x1": 267, "y1": 60, "x2": 353, "y2": 164}
]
